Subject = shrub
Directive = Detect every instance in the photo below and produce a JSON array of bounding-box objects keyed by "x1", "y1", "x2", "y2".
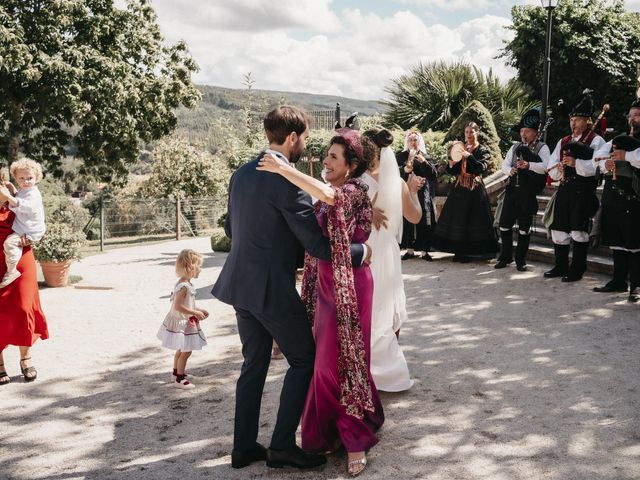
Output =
[
  {"x1": 210, "y1": 228, "x2": 231, "y2": 252},
  {"x1": 33, "y1": 223, "x2": 87, "y2": 263}
]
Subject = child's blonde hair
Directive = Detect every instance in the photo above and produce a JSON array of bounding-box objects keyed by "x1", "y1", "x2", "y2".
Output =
[
  {"x1": 10, "y1": 158, "x2": 43, "y2": 183},
  {"x1": 176, "y1": 249, "x2": 203, "y2": 278}
]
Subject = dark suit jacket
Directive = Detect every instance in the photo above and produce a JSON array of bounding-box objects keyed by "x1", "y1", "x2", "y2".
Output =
[{"x1": 212, "y1": 155, "x2": 363, "y2": 316}]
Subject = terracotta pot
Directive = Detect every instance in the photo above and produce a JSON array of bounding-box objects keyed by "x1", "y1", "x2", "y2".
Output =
[{"x1": 39, "y1": 260, "x2": 72, "y2": 287}]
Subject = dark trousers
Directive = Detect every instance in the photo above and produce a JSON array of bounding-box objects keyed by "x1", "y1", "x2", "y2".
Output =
[{"x1": 233, "y1": 307, "x2": 315, "y2": 452}]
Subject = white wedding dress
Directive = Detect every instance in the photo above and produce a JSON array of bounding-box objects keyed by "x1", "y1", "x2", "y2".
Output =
[{"x1": 361, "y1": 147, "x2": 414, "y2": 392}]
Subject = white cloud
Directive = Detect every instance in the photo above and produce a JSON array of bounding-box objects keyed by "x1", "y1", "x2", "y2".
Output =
[
  {"x1": 394, "y1": 0, "x2": 512, "y2": 11},
  {"x1": 147, "y1": 3, "x2": 520, "y2": 100}
]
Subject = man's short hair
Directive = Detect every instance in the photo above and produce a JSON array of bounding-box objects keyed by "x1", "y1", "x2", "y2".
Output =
[{"x1": 263, "y1": 105, "x2": 311, "y2": 145}]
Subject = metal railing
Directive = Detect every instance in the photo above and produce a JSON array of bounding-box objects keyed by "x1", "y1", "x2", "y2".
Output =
[{"x1": 85, "y1": 196, "x2": 226, "y2": 250}]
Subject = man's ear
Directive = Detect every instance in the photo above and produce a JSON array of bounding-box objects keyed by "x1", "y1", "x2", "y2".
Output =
[{"x1": 288, "y1": 131, "x2": 298, "y2": 146}]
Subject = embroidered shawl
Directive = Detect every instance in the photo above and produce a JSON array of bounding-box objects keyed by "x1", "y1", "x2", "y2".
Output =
[{"x1": 300, "y1": 178, "x2": 374, "y2": 419}]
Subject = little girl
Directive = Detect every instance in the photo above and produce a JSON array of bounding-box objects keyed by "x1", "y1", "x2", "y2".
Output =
[{"x1": 157, "y1": 249, "x2": 208, "y2": 389}]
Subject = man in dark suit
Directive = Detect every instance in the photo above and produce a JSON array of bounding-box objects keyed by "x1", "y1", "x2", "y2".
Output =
[{"x1": 212, "y1": 106, "x2": 366, "y2": 470}]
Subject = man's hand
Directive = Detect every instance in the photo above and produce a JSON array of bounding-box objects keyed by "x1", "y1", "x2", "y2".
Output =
[
  {"x1": 562, "y1": 155, "x2": 576, "y2": 168},
  {"x1": 610, "y1": 149, "x2": 626, "y2": 161},
  {"x1": 516, "y1": 160, "x2": 529, "y2": 170},
  {"x1": 604, "y1": 159, "x2": 616, "y2": 172},
  {"x1": 509, "y1": 167, "x2": 518, "y2": 176},
  {"x1": 363, "y1": 242, "x2": 372, "y2": 265}
]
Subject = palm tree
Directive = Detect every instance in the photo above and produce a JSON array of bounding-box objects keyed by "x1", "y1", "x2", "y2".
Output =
[{"x1": 384, "y1": 61, "x2": 537, "y2": 152}]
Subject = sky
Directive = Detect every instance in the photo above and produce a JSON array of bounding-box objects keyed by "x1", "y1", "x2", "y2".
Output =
[{"x1": 145, "y1": 0, "x2": 640, "y2": 101}]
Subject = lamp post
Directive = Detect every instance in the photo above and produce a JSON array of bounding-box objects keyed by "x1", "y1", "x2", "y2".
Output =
[{"x1": 540, "y1": 0, "x2": 558, "y2": 142}]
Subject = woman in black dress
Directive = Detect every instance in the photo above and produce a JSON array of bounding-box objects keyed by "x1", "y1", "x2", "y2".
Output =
[
  {"x1": 396, "y1": 131, "x2": 437, "y2": 260},
  {"x1": 433, "y1": 122, "x2": 499, "y2": 262}
]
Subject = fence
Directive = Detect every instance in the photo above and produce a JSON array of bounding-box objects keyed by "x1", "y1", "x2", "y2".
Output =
[{"x1": 85, "y1": 196, "x2": 226, "y2": 251}]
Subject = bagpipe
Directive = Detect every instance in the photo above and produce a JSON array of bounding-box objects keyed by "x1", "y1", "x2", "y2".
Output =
[
  {"x1": 595, "y1": 134, "x2": 640, "y2": 199},
  {"x1": 510, "y1": 118, "x2": 553, "y2": 194}
]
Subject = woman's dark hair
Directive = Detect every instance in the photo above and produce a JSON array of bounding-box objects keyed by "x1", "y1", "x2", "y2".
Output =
[
  {"x1": 329, "y1": 133, "x2": 376, "y2": 179},
  {"x1": 363, "y1": 128, "x2": 393, "y2": 149}
]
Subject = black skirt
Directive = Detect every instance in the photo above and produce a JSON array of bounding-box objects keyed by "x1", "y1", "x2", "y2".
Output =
[
  {"x1": 550, "y1": 176, "x2": 599, "y2": 233},
  {"x1": 601, "y1": 181, "x2": 640, "y2": 249},
  {"x1": 433, "y1": 182, "x2": 499, "y2": 256}
]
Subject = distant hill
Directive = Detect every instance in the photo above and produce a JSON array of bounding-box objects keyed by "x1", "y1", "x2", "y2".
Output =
[{"x1": 173, "y1": 84, "x2": 384, "y2": 137}]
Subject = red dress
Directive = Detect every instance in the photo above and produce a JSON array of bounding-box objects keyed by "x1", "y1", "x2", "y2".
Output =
[{"x1": 0, "y1": 206, "x2": 48, "y2": 351}]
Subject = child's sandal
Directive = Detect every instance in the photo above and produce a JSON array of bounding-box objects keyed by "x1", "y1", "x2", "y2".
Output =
[
  {"x1": 20, "y1": 357, "x2": 37, "y2": 382},
  {"x1": 0, "y1": 364, "x2": 10, "y2": 386}
]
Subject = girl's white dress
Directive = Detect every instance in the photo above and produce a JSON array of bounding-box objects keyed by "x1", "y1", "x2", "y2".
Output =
[
  {"x1": 157, "y1": 281, "x2": 207, "y2": 351},
  {"x1": 361, "y1": 146, "x2": 414, "y2": 392}
]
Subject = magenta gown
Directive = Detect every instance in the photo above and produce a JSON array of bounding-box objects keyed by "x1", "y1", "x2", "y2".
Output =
[{"x1": 301, "y1": 206, "x2": 385, "y2": 454}]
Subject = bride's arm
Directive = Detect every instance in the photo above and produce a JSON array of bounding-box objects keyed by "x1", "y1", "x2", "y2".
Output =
[
  {"x1": 258, "y1": 154, "x2": 335, "y2": 205},
  {"x1": 402, "y1": 174, "x2": 422, "y2": 224}
]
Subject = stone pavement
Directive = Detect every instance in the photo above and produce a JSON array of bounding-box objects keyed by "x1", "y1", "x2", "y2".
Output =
[{"x1": 1, "y1": 237, "x2": 638, "y2": 480}]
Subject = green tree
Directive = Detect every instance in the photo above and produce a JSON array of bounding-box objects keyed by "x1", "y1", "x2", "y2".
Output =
[
  {"x1": 502, "y1": 0, "x2": 640, "y2": 143},
  {"x1": 383, "y1": 61, "x2": 536, "y2": 150},
  {"x1": 0, "y1": 0, "x2": 200, "y2": 180},
  {"x1": 444, "y1": 100, "x2": 502, "y2": 175},
  {"x1": 140, "y1": 137, "x2": 229, "y2": 199}
]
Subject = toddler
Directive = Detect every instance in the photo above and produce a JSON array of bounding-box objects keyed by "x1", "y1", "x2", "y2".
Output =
[
  {"x1": 0, "y1": 158, "x2": 45, "y2": 288},
  {"x1": 157, "y1": 249, "x2": 208, "y2": 389}
]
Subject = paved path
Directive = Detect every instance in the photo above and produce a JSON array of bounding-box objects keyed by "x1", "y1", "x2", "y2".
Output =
[{"x1": 1, "y1": 237, "x2": 638, "y2": 479}]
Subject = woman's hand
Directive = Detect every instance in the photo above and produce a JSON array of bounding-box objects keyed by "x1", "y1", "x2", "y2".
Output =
[
  {"x1": 407, "y1": 173, "x2": 425, "y2": 194},
  {"x1": 257, "y1": 153, "x2": 287, "y2": 173},
  {"x1": 0, "y1": 184, "x2": 12, "y2": 200},
  {"x1": 18, "y1": 235, "x2": 31, "y2": 247}
]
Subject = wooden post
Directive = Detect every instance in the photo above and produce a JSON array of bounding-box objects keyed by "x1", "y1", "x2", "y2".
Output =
[
  {"x1": 99, "y1": 196, "x2": 105, "y2": 252},
  {"x1": 176, "y1": 197, "x2": 181, "y2": 240}
]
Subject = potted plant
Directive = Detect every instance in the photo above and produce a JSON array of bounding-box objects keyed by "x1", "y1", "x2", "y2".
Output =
[{"x1": 33, "y1": 222, "x2": 86, "y2": 287}]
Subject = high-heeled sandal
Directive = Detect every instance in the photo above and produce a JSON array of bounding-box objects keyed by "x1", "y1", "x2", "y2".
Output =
[
  {"x1": 0, "y1": 364, "x2": 9, "y2": 386},
  {"x1": 20, "y1": 357, "x2": 37, "y2": 382},
  {"x1": 347, "y1": 456, "x2": 367, "y2": 477}
]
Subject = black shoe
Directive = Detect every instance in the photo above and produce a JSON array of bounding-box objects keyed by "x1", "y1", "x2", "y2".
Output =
[
  {"x1": 458, "y1": 256, "x2": 471, "y2": 263},
  {"x1": 544, "y1": 266, "x2": 567, "y2": 278},
  {"x1": 266, "y1": 446, "x2": 327, "y2": 470},
  {"x1": 593, "y1": 281, "x2": 628, "y2": 293},
  {"x1": 516, "y1": 264, "x2": 528, "y2": 272},
  {"x1": 494, "y1": 259, "x2": 511, "y2": 269},
  {"x1": 561, "y1": 272, "x2": 583, "y2": 283},
  {"x1": 629, "y1": 288, "x2": 639, "y2": 303},
  {"x1": 422, "y1": 252, "x2": 433, "y2": 261},
  {"x1": 231, "y1": 443, "x2": 267, "y2": 469},
  {"x1": 401, "y1": 252, "x2": 415, "y2": 260}
]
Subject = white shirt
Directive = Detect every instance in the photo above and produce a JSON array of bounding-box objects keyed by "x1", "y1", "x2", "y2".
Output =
[
  {"x1": 594, "y1": 141, "x2": 640, "y2": 170},
  {"x1": 10, "y1": 186, "x2": 46, "y2": 241},
  {"x1": 547, "y1": 134, "x2": 606, "y2": 181},
  {"x1": 501, "y1": 142, "x2": 551, "y2": 176}
]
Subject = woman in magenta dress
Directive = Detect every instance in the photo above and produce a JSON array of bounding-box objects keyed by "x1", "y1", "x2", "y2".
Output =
[
  {"x1": 258, "y1": 129, "x2": 384, "y2": 476},
  {"x1": 0, "y1": 173, "x2": 48, "y2": 385}
]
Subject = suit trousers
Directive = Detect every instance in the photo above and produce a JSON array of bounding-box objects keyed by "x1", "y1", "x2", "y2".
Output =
[{"x1": 233, "y1": 307, "x2": 315, "y2": 451}]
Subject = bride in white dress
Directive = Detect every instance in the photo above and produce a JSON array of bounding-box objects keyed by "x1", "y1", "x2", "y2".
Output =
[{"x1": 362, "y1": 128, "x2": 423, "y2": 392}]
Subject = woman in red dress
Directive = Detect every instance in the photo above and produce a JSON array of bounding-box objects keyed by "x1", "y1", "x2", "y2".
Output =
[{"x1": 0, "y1": 176, "x2": 48, "y2": 385}]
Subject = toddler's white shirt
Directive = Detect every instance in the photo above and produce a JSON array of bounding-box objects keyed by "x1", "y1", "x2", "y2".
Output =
[{"x1": 10, "y1": 186, "x2": 46, "y2": 241}]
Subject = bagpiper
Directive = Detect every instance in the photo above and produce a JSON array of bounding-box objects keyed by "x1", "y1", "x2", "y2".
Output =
[
  {"x1": 543, "y1": 91, "x2": 606, "y2": 282},
  {"x1": 495, "y1": 108, "x2": 550, "y2": 271},
  {"x1": 592, "y1": 99, "x2": 640, "y2": 302}
]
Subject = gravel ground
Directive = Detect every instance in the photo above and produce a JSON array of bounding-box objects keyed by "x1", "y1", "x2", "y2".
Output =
[{"x1": 1, "y1": 237, "x2": 638, "y2": 480}]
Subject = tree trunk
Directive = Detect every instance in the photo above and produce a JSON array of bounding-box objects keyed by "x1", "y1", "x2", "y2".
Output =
[{"x1": 7, "y1": 101, "x2": 23, "y2": 166}]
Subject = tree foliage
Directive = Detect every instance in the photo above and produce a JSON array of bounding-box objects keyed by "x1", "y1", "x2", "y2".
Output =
[
  {"x1": 0, "y1": 0, "x2": 201, "y2": 180},
  {"x1": 383, "y1": 61, "x2": 536, "y2": 151},
  {"x1": 140, "y1": 137, "x2": 230, "y2": 199},
  {"x1": 502, "y1": 0, "x2": 640, "y2": 142}
]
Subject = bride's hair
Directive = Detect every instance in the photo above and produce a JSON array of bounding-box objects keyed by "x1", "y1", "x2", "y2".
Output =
[{"x1": 363, "y1": 128, "x2": 393, "y2": 150}]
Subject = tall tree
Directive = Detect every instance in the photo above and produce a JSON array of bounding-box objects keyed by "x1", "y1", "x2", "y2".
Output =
[
  {"x1": 0, "y1": 0, "x2": 200, "y2": 180},
  {"x1": 383, "y1": 61, "x2": 536, "y2": 152},
  {"x1": 502, "y1": 0, "x2": 640, "y2": 143}
]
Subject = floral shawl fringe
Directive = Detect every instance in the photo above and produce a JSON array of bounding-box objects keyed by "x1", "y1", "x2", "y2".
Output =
[
  {"x1": 300, "y1": 178, "x2": 374, "y2": 419},
  {"x1": 456, "y1": 158, "x2": 478, "y2": 191}
]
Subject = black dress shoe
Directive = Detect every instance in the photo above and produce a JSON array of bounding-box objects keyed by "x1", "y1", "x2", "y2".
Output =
[
  {"x1": 544, "y1": 267, "x2": 566, "y2": 278},
  {"x1": 516, "y1": 264, "x2": 528, "y2": 272},
  {"x1": 494, "y1": 259, "x2": 511, "y2": 269},
  {"x1": 629, "y1": 288, "x2": 639, "y2": 303},
  {"x1": 593, "y1": 281, "x2": 628, "y2": 293},
  {"x1": 422, "y1": 252, "x2": 433, "y2": 261},
  {"x1": 266, "y1": 446, "x2": 327, "y2": 469},
  {"x1": 401, "y1": 252, "x2": 415, "y2": 260},
  {"x1": 458, "y1": 255, "x2": 471, "y2": 263},
  {"x1": 231, "y1": 443, "x2": 267, "y2": 469},
  {"x1": 561, "y1": 273, "x2": 583, "y2": 283}
]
